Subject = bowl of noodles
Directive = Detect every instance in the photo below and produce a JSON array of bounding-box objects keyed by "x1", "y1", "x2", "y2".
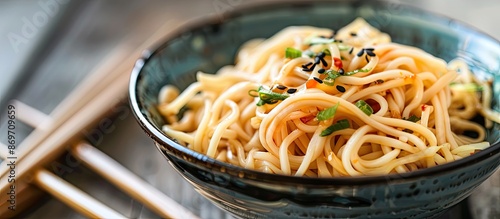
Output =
[{"x1": 129, "y1": 1, "x2": 500, "y2": 218}]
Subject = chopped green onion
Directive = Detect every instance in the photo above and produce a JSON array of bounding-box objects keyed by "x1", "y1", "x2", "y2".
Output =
[
  {"x1": 322, "y1": 68, "x2": 371, "y2": 86},
  {"x1": 285, "y1": 47, "x2": 302, "y2": 59},
  {"x1": 256, "y1": 99, "x2": 264, "y2": 106},
  {"x1": 249, "y1": 86, "x2": 289, "y2": 106},
  {"x1": 324, "y1": 69, "x2": 340, "y2": 82},
  {"x1": 320, "y1": 119, "x2": 350, "y2": 137},
  {"x1": 404, "y1": 115, "x2": 421, "y2": 123},
  {"x1": 449, "y1": 83, "x2": 483, "y2": 92},
  {"x1": 346, "y1": 68, "x2": 371, "y2": 76},
  {"x1": 317, "y1": 102, "x2": 340, "y2": 121},
  {"x1": 355, "y1": 100, "x2": 373, "y2": 116}
]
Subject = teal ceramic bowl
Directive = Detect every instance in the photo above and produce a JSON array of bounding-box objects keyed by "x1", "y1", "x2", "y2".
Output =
[{"x1": 130, "y1": 1, "x2": 500, "y2": 218}]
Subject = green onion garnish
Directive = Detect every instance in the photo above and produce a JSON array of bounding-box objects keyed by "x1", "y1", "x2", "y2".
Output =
[
  {"x1": 249, "y1": 86, "x2": 289, "y2": 106},
  {"x1": 346, "y1": 68, "x2": 371, "y2": 76},
  {"x1": 285, "y1": 47, "x2": 302, "y2": 59},
  {"x1": 320, "y1": 119, "x2": 350, "y2": 137},
  {"x1": 322, "y1": 68, "x2": 371, "y2": 86},
  {"x1": 403, "y1": 115, "x2": 421, "y2": 123},
  {"x1": 317, "y1": 102, "x2": 340, "y2": 121},
  {"x1": 355, "y1": 100, "x2": 373, "y2": 116},
  {"x1": 323, "y1": 69, "x2": 341, "y2": 85},
  {"x1": 449, "y1": 83, "x2": 483, "y2": 92}
]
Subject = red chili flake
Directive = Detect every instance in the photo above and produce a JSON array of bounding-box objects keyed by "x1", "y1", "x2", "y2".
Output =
[
  {"x1": 421, "y1": 104, "x2": 427, "y2": 111},
  {"x1": 300, "y1": 115, "x2": 315, "y2": 123},
  {"x1": 333, "y1": 57, "x2": 343, "y2": 69}
]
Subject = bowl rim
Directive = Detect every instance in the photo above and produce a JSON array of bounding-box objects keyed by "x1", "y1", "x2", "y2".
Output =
[{"x1": 129, "y1": 0, "x2": 500, "y2": 186}]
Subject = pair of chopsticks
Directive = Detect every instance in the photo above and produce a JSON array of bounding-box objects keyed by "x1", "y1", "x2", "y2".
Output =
[
  {"x1": 0, "y1": 102, "x2": 197, "y2": 218},
  {"x1": 0, "y1": 19, "x2": 199, "y2": 218}
]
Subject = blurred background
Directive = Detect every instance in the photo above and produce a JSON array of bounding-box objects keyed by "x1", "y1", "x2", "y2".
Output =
[{"x1": 0, "y1": 0, "x2": 498, "y2": 218}]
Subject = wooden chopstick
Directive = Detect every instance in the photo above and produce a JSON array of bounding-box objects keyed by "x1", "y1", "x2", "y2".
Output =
[
  {"x1": 11, "y1": 100, "x2": 52, "y2": 128},
  {"x1": 0, "y1": 177, "x2": 44, "y2": 218},
  {"x1": 10, "y1": 42, "x2": 136, "y2": 166},
  {"x1": 34, "y1": 169, "x2": 127, "y2": 218},
  {"x1": 0, "y1": 72, "x2": 130, "y2": 193},
  {"x1": 8, "y1": 100, "x2": 198, "y2": 218},
  {"x1": 0, "y1": 144, "x2": 125, "y2": 218},
  {"x1": 12, "y1": 19, "x2": 178, "y2": 160},
  {"x1": 0, "y1": 19, "x2": 181, "y2": 193},
  {"x1": 72, "y1": 142, "x2": 200, "y2": 219}
]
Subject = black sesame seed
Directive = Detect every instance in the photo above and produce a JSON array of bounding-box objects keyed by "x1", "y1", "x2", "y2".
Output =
[
  {"x1": 308, "y1": 63, "x2": 317, "y2": 71},
  {"x1": 356, "y1": 49, "x2": 365, "y2": 57},
  {"x1": 366, "y1": 50, "x2": 376, "y2": 57},
  {"x1": 317, "y1": 52, "x2": 326, "y2": 58},
  {"x1": 350, "y1": 32, "x2": 357, "y2": 36},
  {"x1": 276, "y1": 84, "x2": 287, "y2": 90},
  {"x1": 318, "y1": 68, "x2": 325, "y2": 74},
  {"x1": 336, "y1": 39, "x2": 343, "y2": 43},
  {"x1": 313, "y1": 77, "x2": 323, "y2": 84},
  {"x1": 320, "y1": 57, "x2": 328, "y2": 67},
  {"x1": 349, "y1": 47, "x2": 354, "y2": 54},
  {"x1": 365, "y1": 55, "x2": 370, "y2": 63},
  {"x1": 365, "y1": 48, "x2": 375, "y2": 51},
  {"x1": 314, "y1": 56, "x2": 321, "y2": 64},
  {"x1": 338, "y1": 68, "x2": 345, "y2": 75},
  {"x1": 287, "y1": 88, "x2": 297, "y2": 94},
  {"x1": 301, "y1": 62, "x2": 313, "y2": 68},
  {"x1": 302, "y1": 68, "x2": 313, "y2": 72},
  {"x1": 336, "y1": 85, "x2": 346, "y2": 93}
]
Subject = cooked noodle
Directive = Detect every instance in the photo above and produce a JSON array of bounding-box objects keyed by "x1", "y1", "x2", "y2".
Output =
[{"x1": 157, "y1": 18, "x2": 498, "y2": 177}]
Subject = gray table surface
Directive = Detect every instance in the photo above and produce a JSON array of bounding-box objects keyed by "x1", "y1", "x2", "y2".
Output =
[{"x1": 0, "y1": 0, "x2": 498, "y2": 218}]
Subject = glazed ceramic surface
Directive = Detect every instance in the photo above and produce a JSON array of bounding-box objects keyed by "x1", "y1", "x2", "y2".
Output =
[{"x1": 130, "y1": 1, "x2": 500, "y2": 218}]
